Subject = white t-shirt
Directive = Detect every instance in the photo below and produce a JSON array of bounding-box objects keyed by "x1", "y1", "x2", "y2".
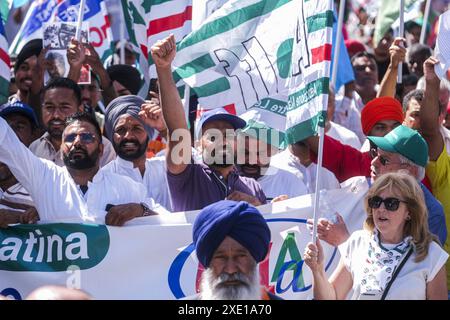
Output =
[
  {"x1": 343, "y1": 230, "x2": 449, "y2": 300},
  {"x1": 271, "y1": 149, "x2": 340, "y2": 193},
  {"x1": 334, "y1": 92, "x2": 366, "y2": 144},
  {"x1": 326, "y1": 122, "x2": 362, "y2": 150},
  {"x1": 0, "y1": 117, "x2": 166, "y2": 224},
  {"x1": 256, "y1": 165, "x2": 308, "y2": 200},
  {"x1": 101, "y1": 156, "x2": 172, "y2": 211}
]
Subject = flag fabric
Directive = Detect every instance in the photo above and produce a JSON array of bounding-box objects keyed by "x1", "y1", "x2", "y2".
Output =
[
  {"x1": 373, "y1": 0, "x2": 419, "y2": 46},
  {"x1": 9, "y1": 0, "x2": 57, "y2": 56},
  {"x1": 10, "y1": 0, "x2": 113, "y2": 64},
  {"x1": 121, "y1": 0, "x2": 193, "y2": 88},
  {"x1": 434, "y1": 9, "x2": 450, "y2": 82},
  {"x1": 0, "y1": 18, "x2": 10, "y2": 104},
  {"x1": 54, "y1": 0, "x2": 113, "y2": 62},
  {"x1": 173, "y1": 0, "x2": 333, "y2": 145},
  {"x1": 0, "y1": 0, "x2": 13, "y2": 24},
  {"x1": 330, "y1": 12, "x2": 354, "y2": 91},
  {"x1": 12, "y1": 0, "x2": 29, "y2": 9}
]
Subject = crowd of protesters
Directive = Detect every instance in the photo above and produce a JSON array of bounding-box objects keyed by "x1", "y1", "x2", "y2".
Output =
[{"x1": 1, "y1": 0, "x2": 450, "y2": 300}]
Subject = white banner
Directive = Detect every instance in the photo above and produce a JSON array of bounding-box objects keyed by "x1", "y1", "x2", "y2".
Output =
[{"x1": 0, "y1": 179, "x2": 368, "y2": 300}]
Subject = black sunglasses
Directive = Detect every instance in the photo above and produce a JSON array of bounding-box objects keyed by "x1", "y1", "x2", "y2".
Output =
[
  {"x1": 64, "y1": 132, "x2": 96, "y2": 144},
  {"x1": 368, "y1": 196, "x2": 407, "y2": 211}
]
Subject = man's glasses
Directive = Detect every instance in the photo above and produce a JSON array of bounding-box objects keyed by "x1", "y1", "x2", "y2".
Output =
[
  {"x1": 64, "y1": 132, "x2": 96, "y2": 144},
  {"x1": 369, "y1": 148, "x2": 407, "y2": 167},
  {"x1": 368, "y1": 196, "x2": 407, "y2": 211}
]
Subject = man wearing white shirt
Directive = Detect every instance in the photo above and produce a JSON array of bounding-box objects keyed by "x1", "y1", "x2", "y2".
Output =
[
  {"x1": 102, "y1": 95, "x2": 172, "y2": 211},
  {"x1": 271, "y1": 141, "x2": 340, "y2": 194},
  {"x1": 326, "y1": 88, "x2": 362, "y2": 150},
  {"x1": 0, "y1": 112, "x2": 166, "y2": 225},
  {"x1": 236, "y1": 134, "x2": 308, "y2": 200},
  {"x1": 29, "y1": 78, "x2": 116, "y2": 167}
]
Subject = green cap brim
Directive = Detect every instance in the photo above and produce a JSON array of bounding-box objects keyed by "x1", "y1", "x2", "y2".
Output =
[{"x1": 367, "y1": 136, "x2": 397, "y2": 153}]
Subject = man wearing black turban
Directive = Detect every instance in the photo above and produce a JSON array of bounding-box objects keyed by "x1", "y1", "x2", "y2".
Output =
[
  {"x1": 107, "y1": 64, "x2": 142, "y2": 96},
  {"x1": 188, "y1": 200, "x2": 282, "y2": 300}
]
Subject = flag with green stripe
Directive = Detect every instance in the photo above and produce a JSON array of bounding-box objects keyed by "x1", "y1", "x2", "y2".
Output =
[
  {"x1": 121, "y1": 0, "x2": 192, "y2": 97},
  {"x1": 173, "y1": 0, "x2": 333, "y2": 144},
  {"x1": 374, "y1": 0, "x2": 419, "y2": 46}
]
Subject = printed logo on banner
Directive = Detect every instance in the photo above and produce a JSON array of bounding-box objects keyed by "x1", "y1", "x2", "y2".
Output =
[
  {"x1": 168, "y1": 218, "x2": 337, "y2": 298},
  {"x1": 0, "y1": 223, "x2": 110, "y2": 272}
]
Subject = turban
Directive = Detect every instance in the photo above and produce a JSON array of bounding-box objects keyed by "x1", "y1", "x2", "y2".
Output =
[
  {"x1": 104, "y1": 95, "x2": 154, "y2": 141},
  {"x1": 193, "y1": 200, "x2": 271, "y2": 268},
  {"x1": 361, "y1": 97, "x2": 403, "y2": 135},
  {"x1": 15, "y1": 39, "x2": 42, "y2": 72},
  {"x1": 107, "y1": 64, "x2": 142, "y2": 95},
  {"x1": 344, "y1": 39, "x2": 366, "y2": 58}
]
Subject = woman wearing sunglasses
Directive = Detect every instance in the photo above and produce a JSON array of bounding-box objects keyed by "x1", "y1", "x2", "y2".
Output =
[{"x1": 304, "y1": 172, "x2": 448, "y2": 299}]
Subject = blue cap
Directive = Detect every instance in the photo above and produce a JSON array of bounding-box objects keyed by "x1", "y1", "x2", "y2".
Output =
[
  {"x1": 195, "y1": 108, "x2": 246, "y2": 140},
  {"x1": 0, "y1": 101, "x2": 39, "y2": 127}
]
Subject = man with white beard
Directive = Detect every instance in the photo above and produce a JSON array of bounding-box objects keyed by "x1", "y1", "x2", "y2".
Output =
[{"x1": 188, "y1": 200, "x2": 282, "y2": 300}]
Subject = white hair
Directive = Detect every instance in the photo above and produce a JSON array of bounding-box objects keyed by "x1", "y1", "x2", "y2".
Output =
[
  {"x1": 398, "y1": 154, "x2": 426, "y2": 181},
  {"x1": 199, "y1": 265, "x2": 261, "y2": 300}
]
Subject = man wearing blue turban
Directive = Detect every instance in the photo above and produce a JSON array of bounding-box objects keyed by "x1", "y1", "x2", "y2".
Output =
[{"x1": 189, "y1": 200, "x2": 282, "y2": 300}]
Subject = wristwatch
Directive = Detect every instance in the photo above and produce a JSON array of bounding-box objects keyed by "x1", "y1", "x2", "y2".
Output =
[{"x1": 140, "y1": 202, "x2": 153, "y2": 217}]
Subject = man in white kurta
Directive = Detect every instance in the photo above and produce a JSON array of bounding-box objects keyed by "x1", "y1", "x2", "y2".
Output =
[
  {"x1": 102, "y1": 95, "x2": 172, "y2": 211},
  {"x1": 0, "y1": 116, "x2": 166, "y2": 224}
]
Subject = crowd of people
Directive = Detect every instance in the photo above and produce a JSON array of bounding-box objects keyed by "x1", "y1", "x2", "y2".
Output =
[{"x1": 1, "y1": 0, "x2": 450, "y2": 300}]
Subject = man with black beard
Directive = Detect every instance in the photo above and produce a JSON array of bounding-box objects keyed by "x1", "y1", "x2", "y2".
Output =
[
  {"x1": 151, "y1": 35, "x2": 266, "y2": 211},
  {"x1": 0, "y1": 111, "x2": 166, "y2": 225},
  {"x1": 237, "y1": 134, "x2": 308, "y2": 201},
  {"x1": 186, "y1": 200, "x2": 282, "y2": 300},
  {"x1": 29, "y1": 77, "x2": 116, "y2": 167},
  {"x1": 102, "y1": 95, "x2": 172, "y2": 211}
]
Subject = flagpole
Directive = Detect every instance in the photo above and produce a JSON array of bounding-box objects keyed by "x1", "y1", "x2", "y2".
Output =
[
  {"x1": 75, "y1": 0, "x2": 86, "y2": 41},
  {"x1": 420, "y1": 0, "x2": 431, "y2": 44},
  {"x1": 312, "y1": 0, "x2": 341, "y2": 243},
  {"x1": 312, "y1": 124, "x2": 325, "y2": 244},
  {"x1": 119, "y1": 16, "x2": 125, "y2": 64},
  {"x1": 397, "y1": 0, "x2": 405, "y2": 83},
  {"x1": 331, "y1": 0, "x2": 345, "y2": 89}
]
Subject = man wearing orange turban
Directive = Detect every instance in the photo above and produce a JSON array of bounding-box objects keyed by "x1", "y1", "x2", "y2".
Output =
[{"x1": 361, "y1": 97, "x2": 404, "y2": 137}]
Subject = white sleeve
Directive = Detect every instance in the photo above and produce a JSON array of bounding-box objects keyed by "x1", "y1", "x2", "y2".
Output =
[
  {"x1": 0, "y1": 117, "x2": 52, "y2": 198},
  {"x1": 426, "y1": 242, "x2": 449, "y2": 283},
  {"x1": 143, "y1": 197, "x2": 170, "y2": 215}
]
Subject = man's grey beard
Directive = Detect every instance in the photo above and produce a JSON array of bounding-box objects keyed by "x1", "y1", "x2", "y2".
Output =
[{"x1": 199, "y1": 266, "x2": 261, "y2": 300}]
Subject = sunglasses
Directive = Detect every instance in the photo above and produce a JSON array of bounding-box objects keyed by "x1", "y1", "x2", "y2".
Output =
[
  {"x1": 369, "y1": 148, "x2": 406, "y2": 167},
  {"x1": 368, "y1": 196, "x2": 407, "y2": 211},
  {"x1": 64, "y1": 132, "x2": 96, "y2": 144}
]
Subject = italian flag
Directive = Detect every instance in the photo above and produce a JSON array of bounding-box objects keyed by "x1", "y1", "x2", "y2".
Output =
[{"x1": 121, "y1": 0, "x2": 193, "y2": 87}]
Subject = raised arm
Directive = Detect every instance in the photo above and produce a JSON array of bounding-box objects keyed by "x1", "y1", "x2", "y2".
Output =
[
  {"x1": 151, "y1": 34, "x2": 191, "y2": 175},
  {"x1": 84, "y1": 42, "x2": 117, "y2": 105},
  {"x1": 377, "y1": 37, "x2": 406, "y2": 98},
  {"x1": 306, "y1": 135, "x2": 371, "y2": 182},
  {"x1": 420, "y1": 57, "x2": 443, "y2": 161}
]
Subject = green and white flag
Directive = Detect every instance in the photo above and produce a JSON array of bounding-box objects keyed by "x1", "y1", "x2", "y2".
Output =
[
  {"x1": 374, "y1": 0, "x2": 419, "y2": 45},
  {"x1": 173, "y1": 0, "x2": 333, "y2": 144},
  {"x1": 121, "y1": 0, "x2": 193, "y2": 97}
]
